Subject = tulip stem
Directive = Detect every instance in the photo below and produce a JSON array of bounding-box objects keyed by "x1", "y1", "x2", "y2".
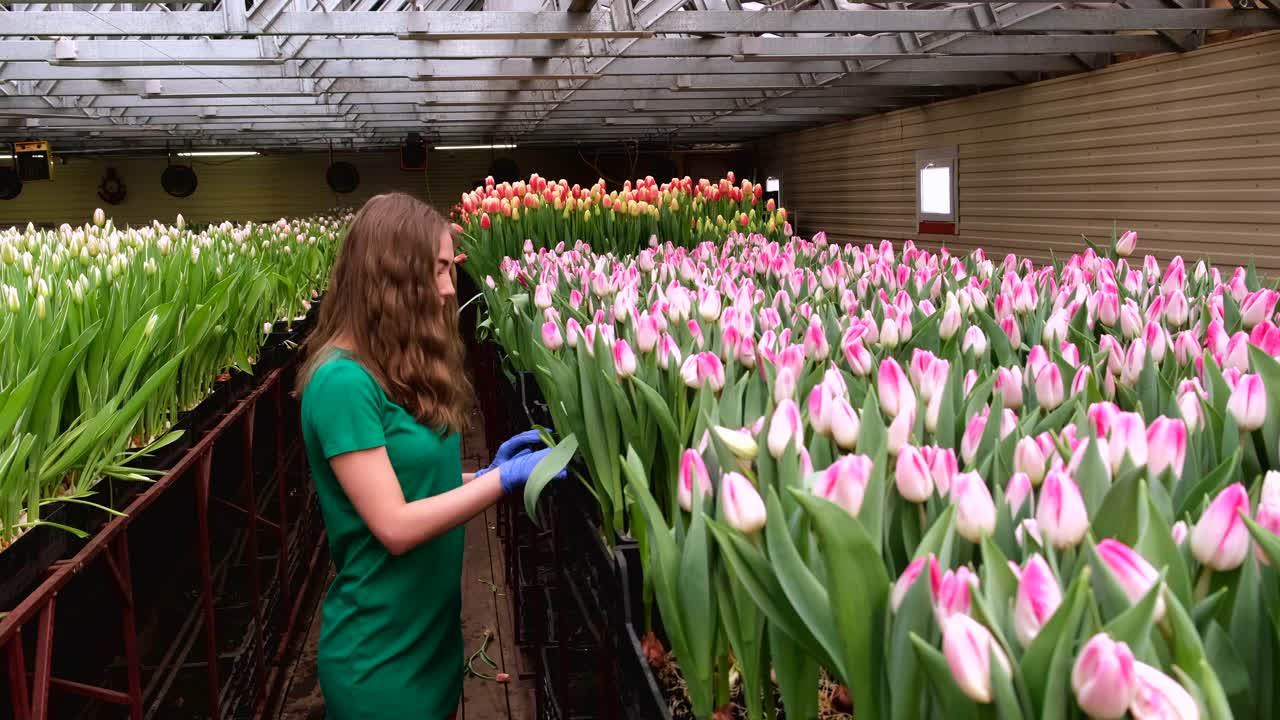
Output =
[
  {"x1": 1194, "y1": 566, "x2": 1213, "y2": 603},
  {"x1": 917, "y1": 504, "x2": 928, "y2": 542}
]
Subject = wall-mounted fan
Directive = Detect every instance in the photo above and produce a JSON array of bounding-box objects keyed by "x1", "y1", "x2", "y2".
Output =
[
  {"x1": 98, "y1": 167, "x2": 127, "y2": 205},
  {"x1": 0, "y1": 167, "x2": 21, "y2": 201},
  {"x1": 161, "y1": 164, "x2": 198, "y2": 198},
  {"x1": 326, "y1": 161, "x2": 360, "y2": 194}
]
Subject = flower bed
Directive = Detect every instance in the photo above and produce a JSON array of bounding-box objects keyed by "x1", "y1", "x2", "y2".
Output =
[
  {"x1": 0, "y1": 209, "x2": 345, "y2": 549},
  {"x1": 472, "y1": 178, "x2": 1280, "y2": 720}
]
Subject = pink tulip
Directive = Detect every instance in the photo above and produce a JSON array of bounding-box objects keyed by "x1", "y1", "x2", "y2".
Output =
[
  {"x1": 994, "y1": 367, "x2": 1024, "y2": 411},
  {"x1": 1098, "y1": 291, "x2": 1120, "y2": 327},
  {"x1": 1130, "y1": 662, "x2": 1199, "y2": 720},
  {"x1": 940, "y1": 305, "x2": 962, "y2": 340},
  {"x1": 1000, "y1": 315, "x2": 1023, "y2": 347},
  {"x1": 814, "y1": 454, "x2": 872, "y2": 518},
  {"x1": 962, "y1": 326, "x2": 988, "y2": 356},
  {"x1": 887, "y1": 405, "x2": 916, "y2": 456},
  {"x1": 1088, "y1": 401, "x2": 1121, "y2": 437},
  {"x1": 829, "y1": 395, "x2": 861, "y2": 450},
  {"x1": 1071, "y1": 366, "x2": 1091, "y2": 396},
  {"x1": 722, "y1": 472, "x2": 767, "y2": 534},
  {"x1": 1222, "y1": 331, "x2": 1250, "y2": 371},
  {"x1": 1145, "y1": 417, "x2": 1187, "y2": 478},
  {"x1": 1013, "y1": 437, "x2": 1048, "y2": 485},
  {"x1": 1037, "y1": 470, "x2": 1089, "y2": 549},
  {"x1": 636, "y1": 312, "x2": 660, "y2": 352},
  {"x1": 1173, "y1": 331, "x2": 1199, "y2": 367},
  {"x1": 1108, "y1": 412, "x2": 1148, "y2": 472},
  {"x1": 678, "y1": 449, "x2": 712, "y2": 513},
  {"x1": 1035, "y1": 363, "x2": 1065, "y2": 411},
  {"x1": 656, "y1": 333, "x2": 681, "y2": 370},
  {"x1": 942, "y1": 614, "x2": 1011, "y2": 704},
  {"x1": 843, "y1": 338, "x2": 873, "y2": 376},
  {"x1": 1227, "y1": 373, "x2": 1266, "y2": 431},
  {"x1": 891, "y1": 554, "x2": 940, "y2": 612},
  {"x1": 542, "y1": 321, "x2": 564, "y2": 350},
  {"x1": 1241, "y1": 288, "x2": 1279, "y2": 330},
  {"x1": 934, "y1": 566, "x2": 977, "y2": 625},
  {"x1": 1096, "y1": 539, "x2": 1166, "y2": 622},
  {"x1": 961, "y1": 413, "x2": 987, "y2": 466},
  {"x1": 1014, "y1": 555, "x2": 1062, "y2": 648},
  {"x1": 1026, "y1": 345, "x2": 1051, "y2": 380},
  {"x1": 807, "y1": 385, "x2": 833, "y2": 436},
  {"x1": 534, "y1": 283, "x2": 554, "y2": 309},
  {"x1": 767, "y1": 399, "x2": 804, "y2": 459},
  {"x1": 1121, "y1": 304, "x2": 1143, "y2": 339},
  {"x1": 926, "y1": 446, "x2": 958, "y2": 497},
  {"x1": 963, "y1": 369, "x2": 979, "y2": 396},
  {"x1": 1254, "y1": 497, "x2": 1280, "y2": 566},
  {"x1": 952, "y1": 471, "x2": 997, "y2": 542},
  {"x1": 878, "y1": 357, "x2": 917, "y2": 419},
  {"x1": 773, "y1": 366, "x2": 798, "y2": 404},
  {"x1": 1190, "y1": 483, "x2": 1251, "y2": 571},
  {"x1": 1007, "y1": 472, "x2": 1033, "y2": 515},
  {"x1": 612, "y1": 339, "x2": 638, "y2": 378},
  {"x1": 1073, "y1": 634, "x2": 1139, "y2": 719},
  {"x1": 1115, "y1": 230, "x2": 1138, "y2": 257},
  {"x1": 896, "y1": 445, "x2": 933, "y2": 503}
]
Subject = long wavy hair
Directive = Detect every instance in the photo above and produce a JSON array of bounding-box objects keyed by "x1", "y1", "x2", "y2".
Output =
[{"x1": 297, "y1": 192, "x2": 472, "y2": 435}]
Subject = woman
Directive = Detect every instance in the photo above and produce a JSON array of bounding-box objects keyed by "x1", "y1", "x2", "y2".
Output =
[{"x1": 296, "y1": 192, "x2": 559, "y2": 720}]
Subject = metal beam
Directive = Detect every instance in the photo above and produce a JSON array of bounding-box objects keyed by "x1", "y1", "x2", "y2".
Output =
[
  {"x1": 0, "y1": 34, "x2": 1173, "y2": 64},
  {"x1": 0, "y1": 9, "x2": 1275, "y2": 37}
]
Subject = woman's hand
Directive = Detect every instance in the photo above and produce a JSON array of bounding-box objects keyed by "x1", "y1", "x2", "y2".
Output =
[
  {"x1": 482, "y1": 430, "x2": 546, "y2": 475},
  {"x1": 478, "y1": 447, "x2": 566, "y2": 495}
]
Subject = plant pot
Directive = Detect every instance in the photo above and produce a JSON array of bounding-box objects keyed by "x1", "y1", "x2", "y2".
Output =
[
  {"x1": 614, "y1": 546, "x2": 672, "y2": 720},
  {"x1": 539, "y1": 645, "x2": 609, "y2": 720}
]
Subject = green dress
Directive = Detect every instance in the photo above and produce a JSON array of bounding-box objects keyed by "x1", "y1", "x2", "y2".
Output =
[{"x1": 300, "y1": 350, "x2": 464, "y2": 720}]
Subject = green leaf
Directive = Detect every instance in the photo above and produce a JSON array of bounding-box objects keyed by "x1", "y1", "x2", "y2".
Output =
[
  {"x1": 1021, "y1": 569, "x2": 1090, "y2": 718},
  {"x1": 1245, "y1": 514, "x2": 1280, "y2": 569},
  {"x1": 522, "y1": 433, "x2": 578, "y2": 522}
]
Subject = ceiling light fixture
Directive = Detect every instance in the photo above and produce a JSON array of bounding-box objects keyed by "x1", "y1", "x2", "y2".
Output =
[
  {"x1": 433, "y1": 144, "x2": 517, "y2": 151},
  {"x1": 176, "y1": 150, "x2": 261, "y2": 157}
]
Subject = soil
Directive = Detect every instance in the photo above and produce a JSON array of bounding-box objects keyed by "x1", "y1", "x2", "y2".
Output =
[{"x1": 651, "y1": 650, "x2": 854, "y2": 720}]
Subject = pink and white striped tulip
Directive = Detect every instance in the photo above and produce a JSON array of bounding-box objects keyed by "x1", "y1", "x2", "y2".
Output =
[
  {"x1": 542, "y1": 321, "x2": 564, "y2": 350},
  {"x1": 830, "y1": 395, "x2": 861, "y2": 450},
  {"x1": 808, "y1": 384, "x2": 833, "y2": 436},
  {"x1": 1190, "y1": 483, "x2": 1251, "y2": 571},
  {"x1": 1007, "y1": 472, "x2": 1033, "y2": 515},
  {"x1": 656, "y1": 334, "x2": 681, "y2": 370},
  {"x1": 813, "y1": 454, "x2": 872, "y2": 518},
  {"x1": 896, "y1": 445, "x2": 933, "y2": 503},
  {"x1": 767, "y1": 399, "x2": 804, "y2": 459},
  {"x1": 1014, "y1": 555, "x2": 1062, "y2": 648},
  {"x1": 925, "y1": 446, "x2": 958, "y2": 497},
  {"x1": 1108, "y1": 412, "x2": 1149, "y2": 472},
  {"x1": 1172, "y1": 521, "x2": 1189, "y2": 546},
  {"x1": 1241, "y1": 288, "x2": 1279, "y2": 331},
  {"x1": 721, "y1": 472, "x2": 766, "y2": 534},
  {"x1": 1073, "y1": 634, "x2": 1139, "y2": 720},
  {"x1": 940, "y1": 304, "x2": 962, "y2": 340},
  {"x1": 534, "y1": 283, "x2": 554, "y2": 309},
  {"x1": 636, "y1": 312, "x2": 660, "y2": 352},
  {"x1": 1037, "y1": 470, "x2": 1089, "y2": 549},
  {"x1": 952, "y1": 471, "x2": 997, "y2": 542},
  {"x1": 994, "y1": 367, "x2": 1024, "y2": 411},
  {"x1": 773, "y1": 366, "x2": 797, "y2": 404},
  {"x1": 934, "y1": 566, "x2": 977, "y2": 625},
  {"x1": 942, "y1": 614, "x2": 1011, "y2": 704},
  {"x1": 878, "y1": 357, "x2": 917, "y2": 419},
  {"x1": 1227, "y1": 374, "x2": 1266, "y2": 431},
  {"x1": 678, "y1": 449, "x2": 712, "y2": 513},
  {"x1": 1115, "y1": 230, "x2": 1138, "y2": 257},
  {"x1": 961, "y1": 413, "x2": 987, "y2": 466},
  {"x1": 1035, "y1": 363, "x2": 1065, "y2": 411},
  {"x1": 1014, "y1": 436, "x2": 1048, "y2": 485},
  {"x1": 891, "y1": 554, "x2": 940, "y2": 612},
  {"x1": 962, "y1": 326, "x2": 988, "y2": 356},
  {"x1": 612, "y1": 339, "x2": 637, "y2": 378},
  {"x1": 1130, "y1": 662, "x2": 1199, "y2": 720},
  {"x1": 888, "y1": 405, "x2": 916, "y2": 457},
  {"x1": 843, "y1": 338, "x2": 873, "y2": 376},
  {"x1": 1145, "y1": 417, "x2": 1188, "y2": 478},
  {"x1": 1096, "y1": 539, "x2": 1166, "y2": 622}
]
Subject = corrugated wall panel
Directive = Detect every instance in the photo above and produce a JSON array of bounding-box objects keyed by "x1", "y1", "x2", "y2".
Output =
[{"x1": 759, "y1": 31, "x2": 1280, "y2": 274}]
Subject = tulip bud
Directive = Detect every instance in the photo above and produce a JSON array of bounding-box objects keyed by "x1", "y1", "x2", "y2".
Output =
[
  {"x1": 1108, "y1": 412, "x2": 1149, "y2": 472},
  {"x1": 1034, "y1": 363, "x2": 1065, "y2": 411},
  {"x1": 961, "y1": 413, "x2": 987, "y2": 466},
  {"x1": 1145, "y1": 416, "x2": 1187, "y2": 478},
  {"x1": 767, "y1": 399, "x2": 804, "y2": 459},
  {"x1": 1115, "y1": 230, "x2": 1138, "y2": 257},
  {"x1": 887, "y1": 405, "x2": 916, "y2": 456},
  {"x1": 1130, "y1": 661, "x2": 1199, "y2": 720},
  {"x1": 92, "y1": 208, "x2": 106, "y2": 227},
  {"x1": 1096, "y1": 539, "x2": 1166, "y2": 622},
  {"x1": 891, "y1": 555, "x2": 940, "y2": 612},
  {"x1": 814, "y1": 454, "x2": 872, "y2": 518},
  {"x1": 1006, "y1": 473, "x2": 1033, "y2": 517},
  {"x1": 895, "y1": 445, "x2": 933, "y2": 503},
  {"x1": 1037, "y1": 470, "x2": 1089, "y2": 549},
  {"x1": 940, "y1": 305, "x2": 962, "y2": 340},
  {"x1": 807, "y1": 385, "x2": 833, "y2": 437},
  {"x1": 878, "y1": 357, "x2": 917, "y2": 419},
  {"x1": 677, "y1": 449, "x2": 712, "y2": 513},
  {"x1": 534, "y1": 283, "x2": 554, "y2": 309},
  {"x1": 1190, "y1": 483, "x2": 1251, "y2": 571},
  {"x1": 1072, "y1": 634, "x2": 1138, "y2": 719},
  {"x1": 943, "y1": 614, "x2": 1011, "y2": 704},
  {"x1": 1176, "y1": 392, "x2": 1202, "y2": 432},
  {"x1": 843, "y1": 338, "x2": 873, "y2": 376},
  {"x1": 1227, "y1": 374, "x2": 1266, "y2": 431},
  {"x1": 1014, "y1": 437, "x2": 1048, "y2": 486},
  {"x1": 542, "y1": 321, "x2": 564, "y2": 350},
  {"x1": 994, "y1": 367, "x2": 1024, "y2": 411},
  {"x1": 721, "y1": 472, "x2": 766, "y2": 534},
  {"x1": 952, "y1": 471, "x2": 997, "y2": 542},
  {"x1": 1241, "y1": 288, "x2": 1279, "y2": 331},
  {"x1": 962, "y1": 326, "x2": 988, "y2": 356},
  {"x1": 829, "y1": 395, "x2": 861, "y2": 450},
  {"x1": 926, "y1": 446, "x2": 958, "y2": 497},
  {"x1": 713, "y1": 426, "x2": 758, "y2": 461},
  {"x1": 934, "y1": 566, "x2": 977, "y2": 625},
  {"x1": 612, "y1": 339, "x2": 638, "y2": 378},
  {"x1": 1014, "y1": 555, "x2": 1062, "y2": 648}
]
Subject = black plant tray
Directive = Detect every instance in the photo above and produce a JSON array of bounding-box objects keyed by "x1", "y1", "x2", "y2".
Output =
[
  {"x1": 539, "y1": 645, "x2": 608, "y2": 720},
  {"x1": 614, "y1": 547, "x2": 672, "y2": 720}
]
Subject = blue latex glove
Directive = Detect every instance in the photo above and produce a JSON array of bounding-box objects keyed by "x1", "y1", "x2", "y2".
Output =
[
  {"x1": 484, "y1": 447, "x2": 567, "y2": 495},
  {"x1": 483, "y1": 430, "x2": 546, "y2": 474}
]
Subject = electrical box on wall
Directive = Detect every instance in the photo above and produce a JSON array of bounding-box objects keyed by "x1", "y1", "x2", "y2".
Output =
[{"x1": 14, "y1": 140, "x2": 53, "y2": 181}]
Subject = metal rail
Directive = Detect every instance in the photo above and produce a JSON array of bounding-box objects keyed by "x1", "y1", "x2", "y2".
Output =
[{"x1": 1, "y1": 349, "x2": 321, "y2": 720}]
